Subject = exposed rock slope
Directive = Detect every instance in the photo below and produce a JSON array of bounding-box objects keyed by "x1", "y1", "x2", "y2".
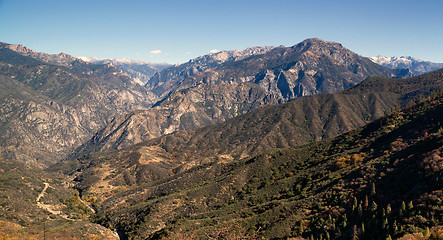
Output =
[
  {"x1": 78, "y1": 39, "x2": 411, "y2": 155},
  {"x1": 146, "y1": 46, "x2": 275, "y2": 98},
  {"x1": 71, "y1": 69, "x2": 443, "y2": 199},
  {"x1": 72, "y1": 74, "x2": 443, "y2": 239},
  {"x1": 0, "y1": 44, "x2": 156, "y2": 166}
]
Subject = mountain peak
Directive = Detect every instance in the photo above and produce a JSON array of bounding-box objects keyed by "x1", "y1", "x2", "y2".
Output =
[
  {"x1": 291, "y1": 38, "x2": 347, "y2": 58},
  {"x1": 0, "y1": 42, "x2": 37, "y2": 55},
  {"x1": 370, "y1": 55, "x2": 443, "y2": 75},
  {"x1": 298, "y1": 38, "x2": 342, "y2": 47}
]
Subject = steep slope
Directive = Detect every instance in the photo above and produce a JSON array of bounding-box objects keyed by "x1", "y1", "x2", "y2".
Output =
[
  {"x1": 0, "y1": 45, "x2": 156, "y2": 166},
  {"x1": 177, "y1": 38, "x2": 411, "y2": 100},
  {"x1": 79, "y1": 57, "x2": 171, "y2": 85},
  {"x1": 75, "y1": 82, "x2": 281, "y2": 155},
  {"x1": 0, "y1": 156, "x2": 118, "y2": 239},
  {"x1": 69, "y1": 69, "x2": 443, "y2": 199},
  {"x1": 0, "y1": 42, "x2": 158, "y2": 107},
  {"x1": 74, "y1": 83, "x2": 443, "y2": 239},
  {"x1": 371, "y1": 55, "x2": 443, "y2": 75},
  {"x1": 77, "y1": 39, "x2": 410, "y2": 154},
  {"x1": 146, "y1": 46, "x2": 275, "y2": 98}
]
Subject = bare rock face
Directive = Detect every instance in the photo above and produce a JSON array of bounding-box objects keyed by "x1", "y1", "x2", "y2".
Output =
[
  {"x1": 179, "y1": 38, "x2": 412, "y2": 101},
  {"x1": 146, "y1": 46, "x2": 275, "y2": 98},
  {"x1": 76, "y1": 82, "x2": 281, "y2": 154},
  {"x1": 0, "y1": 45, "x2": 159, "y2": 166},
  {"x1": 79, "y1": 39, "x2": 410, "y2": 155}
]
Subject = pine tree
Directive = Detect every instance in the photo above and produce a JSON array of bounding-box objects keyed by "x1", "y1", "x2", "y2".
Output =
[
  {"x1": 383, "y1": 218, "x2": 388, "y2": 229},
  {"x1": 371, "y1": 201, "x2": 378, "y2": 212},
  {"x1": 371, "y1": 182, "x2": 376, "y2": 196},
  {"x1": 400, "y1": 201, "x2": 406, "y2": 216},
  {"x1": 298, "y1": 221, "x2": 304, "y2": 234},
  {"x1": 393, "y1": 220, "x2": 398, "y2": 233},
  {"x1": 407, "y1": 201, "x2": 413, "y2": 210},
  {"x1": 352, "y1": 197, "x2": 358, "y2": 212},
  {"x1": 342, "y1": 214, "x2": 347, "y2": 228}
]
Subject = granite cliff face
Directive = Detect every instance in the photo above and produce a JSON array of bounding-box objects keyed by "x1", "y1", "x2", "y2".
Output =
[
  {"x1": 178, "y1": 38, "x2": 412, "y2": 100},
  {"x1": 0, "y1": 45, "x2": 157, "y2": 166},
  {"x1": 78, "y1": 38, "x2": 410, "y2": 155},
  {"x1": 146, "y1": 46, "x2": 275, "y2": 98},
  {"x1": 75, "y1": 82, "x2": 281, "y2": 155}
]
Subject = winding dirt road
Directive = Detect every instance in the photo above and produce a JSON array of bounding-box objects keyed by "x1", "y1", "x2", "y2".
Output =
[{"x1": 36, "y1": 182, "x2": 70, "y2": 219}]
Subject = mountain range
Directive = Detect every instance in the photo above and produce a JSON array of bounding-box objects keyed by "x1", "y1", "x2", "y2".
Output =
[
  {"x1": 0, "y1": 43, "x2": 159, "y2": 166},
  {"x1": 74, "y1": 38, "x2": 412, "y2": 156},
  {"x1": 0, "y1": 38, "x2": 442, "y2": 239},
  {"x1": 78, "y1": 57, "x2": 171, "y2": 85},
  {"x1": 370, "y1": 55, "x2": 443, "y2": 75},
  {"x1": 67, "y1": 70, "x2": 443, "y2": 239}
]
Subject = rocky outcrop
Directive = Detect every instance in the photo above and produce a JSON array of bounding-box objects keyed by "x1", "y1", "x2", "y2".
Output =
[
  {"x1": 179, "y1": 38, "x2": 412, "y2": 100},
  {"x1": 79, "y1": 39, "x2": 410, "y2": 155},
  {"x1": 75, "y1": 82, "x2": 281, "y2": 154},
  {"x1": 0, "y1": 46, "x2": 158, "y2": 166},
  {"x1": 146, "y1": 46, "x2": 275, "y2": 98}
]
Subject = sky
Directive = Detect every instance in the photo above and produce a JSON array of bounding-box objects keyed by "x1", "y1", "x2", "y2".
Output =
[{"x1": 0, "y1": 0, "x2": 442, "y2": 64}]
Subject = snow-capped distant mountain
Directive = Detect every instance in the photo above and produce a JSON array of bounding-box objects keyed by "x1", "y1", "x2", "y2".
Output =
[
  {"x1": 78, "y1": 57, "x2": 171, "y2": 85},
  {"x1": 370, "y1": 56, "x2": 443, "y2": 75}
]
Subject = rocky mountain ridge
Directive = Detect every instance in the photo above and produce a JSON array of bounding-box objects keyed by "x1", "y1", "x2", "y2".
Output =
[
  {"x1": 70, "y1": 69, "x2": 443, "y2": 199},
  {"x1": 370, "y1": 55, "x2": 443, "y2": 75},
  {"x1": 69, "y1": 71, "x2": 443, "y2": 239},
  {"x1": 76, "y1": 38, "x2": 412, "y2": 155},
  {"x1": 78, "y1": 57, "x2": 171, "y2": 85},
  {"x1": 0, "y1": 45, "x2": 157, "y2": 166},
  {"x1": 146, "y1": 46, "x2": 275, "y2": 98}
]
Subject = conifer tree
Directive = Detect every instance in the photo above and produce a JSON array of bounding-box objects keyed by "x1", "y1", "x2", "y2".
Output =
[
  {"x1": 407, "y1": 201, "x2": 413, "y2": 210},
  {"x1": 352, "y1": 197, "x2": 358, "y2": 212},
  {"x1": 400, "y1": 201, "x2": 406, "y2": 216},
  {"x1": 371, "y1": 201, "x2": 378, "y2": 212},
  {"x1": 371, "y1": 182, "x2": 376, "y2": 196}
]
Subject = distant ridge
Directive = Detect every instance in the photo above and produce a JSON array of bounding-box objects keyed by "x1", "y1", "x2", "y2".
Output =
[
  {"x1": 78, "y1": 57, "x2": 171, "y2": 85},
  {"x1": 370, "y1": 55, "x2": 443, "y2": 75},
  {"x1": 74, "y1": 38, "x2": 412, "y2": 155}
]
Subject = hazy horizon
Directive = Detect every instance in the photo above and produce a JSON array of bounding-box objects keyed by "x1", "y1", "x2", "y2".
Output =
[{"x1": 1, "y1": 0, "x2": 442, "y2": 64}]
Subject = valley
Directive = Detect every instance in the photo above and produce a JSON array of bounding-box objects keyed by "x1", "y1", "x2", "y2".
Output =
[{"x1": 0, "y1": 38, "x2": 441, "y2": 239}]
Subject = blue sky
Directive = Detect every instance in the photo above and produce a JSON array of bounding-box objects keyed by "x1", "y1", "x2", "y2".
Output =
[{"x1": 0, "y1": 0, "x2": 442, "y2": 64}]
